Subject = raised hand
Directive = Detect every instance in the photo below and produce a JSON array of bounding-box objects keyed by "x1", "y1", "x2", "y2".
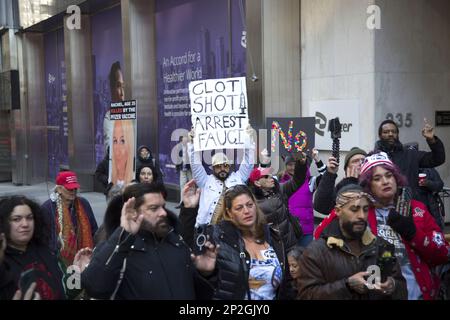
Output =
[
  {"x1": 372, "y1": 276, "x2": 396, "y2": 295},
  {"x1": 327, "y1": 156, "x2": 339, "y2": 175},
  {"x1": 120, "y1": 197, "x2": 144, "y2": 235},
  {"x1": 312, "y1": 148, "x2": 320, "y2": 162},
  {"x1": 421, "y1": 118, "x2": 435, "y2": 141},
  {"x1": 293, "y1": 151, "x2": 307, "y2": 164},
  {"x1": 346, "y1": 271, "x2": 370, "y2": 294},
  {"x1": 346, "y1": 164, "x2": 361, "y2": 179},
  {"x1": 245, "y1": 123, "x2": 256, "y2": 144},
  {"x1": 73, "y1": 247, "x2": 93, "y2": 273},
  {"x1": 182, "y1": 179, "x2": 201, "y2": 208},
  {"x1": 191, "y1": 241, "x2": 219, "y2": 276},
  {"x1": 188, "y1": 126, "x2": 196, "y2": 143},
  {"x1": 260, "y1": 148, "x2": 271, "y2": 165},
  {"x1": 13, "y1": 282, "x2": 41, "y2": 300}
]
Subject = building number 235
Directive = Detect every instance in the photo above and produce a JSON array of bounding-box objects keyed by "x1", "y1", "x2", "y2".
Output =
[{"x1": 386, "y1": 113, "x2": 413, "y2": 128}]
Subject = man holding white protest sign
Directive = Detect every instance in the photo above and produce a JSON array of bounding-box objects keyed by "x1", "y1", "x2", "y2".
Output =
[{"x1": 187, "y1": 77, "x2": 255, "y2": 228}]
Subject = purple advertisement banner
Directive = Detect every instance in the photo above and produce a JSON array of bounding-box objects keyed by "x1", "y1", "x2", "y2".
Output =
[
  {"x1": 91, "y1": 5, "x2": 124, "y2": 165},
  {"x1": 155, "y1": 0, "x2": 246, "y2": 185},
  {"x1": 44, "y1": 28, "x2": 68, "y2": 180}
]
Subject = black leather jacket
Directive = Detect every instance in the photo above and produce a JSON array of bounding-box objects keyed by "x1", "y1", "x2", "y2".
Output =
[{"x1": 249, "y1": 160, "x2": 307, "y2": 246}]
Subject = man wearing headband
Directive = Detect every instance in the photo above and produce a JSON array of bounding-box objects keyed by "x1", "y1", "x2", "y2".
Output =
[
  {"x1": 297, "y1": 184, "x2": 407, "y2": 300},
  {"x1": 314, "y1": 152, "x2": 450, "y2": 300}
]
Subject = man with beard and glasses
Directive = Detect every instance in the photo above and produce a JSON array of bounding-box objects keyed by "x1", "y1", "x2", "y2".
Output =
[
  {"x1": 187, "y1": 126, "x2": 255, "y2": 230},
  {"x1": 297, "y1": 184, "x2": 407, "y2": 300},
  {"x1": 81, "y1": 183, "x2": 219, "y2": 300},
  {"x1": 374, "y1": 119, "x2": 445, "y2": 201}
]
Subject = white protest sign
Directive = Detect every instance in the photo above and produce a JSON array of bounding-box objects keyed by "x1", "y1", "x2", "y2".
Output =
[
  {"x1": 308, "y1": 100, "x2": 360, "y2": 151},
  {"x1": 189, "y1": 77, "x2": 249, "y2": 151}
]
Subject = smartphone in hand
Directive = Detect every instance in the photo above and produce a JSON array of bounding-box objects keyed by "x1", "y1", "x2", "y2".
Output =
[
  {"x1": 377, "y1": 244, "x2": 396, "y2": 283},
  {"x1": 19, "y1": 269, "x2": 37, "y2": 295}
]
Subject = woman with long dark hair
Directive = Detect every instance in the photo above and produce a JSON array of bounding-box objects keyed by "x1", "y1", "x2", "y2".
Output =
[{"x1": 0, "y1": 196, "x2": 66, "y2": 300}]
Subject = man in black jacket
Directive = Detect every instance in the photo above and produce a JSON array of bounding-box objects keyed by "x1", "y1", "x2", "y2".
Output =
[
  {"x1": 375, "y1": 119, "x2": 445, "y2": 200},
  {"x1": 404, "y1": 142, "x2": 446, "y2": 230},
  {"x1": 314, "y1": 147, "x2": 367, "y2": 215},
  {"x1": 248, "y1": 153, "x2": 307, "y2": 248},
  {"x1": 81, "y1": 183, "x2": 218, "y2": 299}
]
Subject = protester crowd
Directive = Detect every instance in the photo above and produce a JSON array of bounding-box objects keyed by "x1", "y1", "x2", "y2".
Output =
[{"x1": 0, "y1": 119, "x2": 449, "y2": 301}]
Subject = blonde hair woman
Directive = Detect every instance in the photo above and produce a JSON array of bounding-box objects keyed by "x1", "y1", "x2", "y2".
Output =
[{"x1": 111, "y1": 120, "x2": 135, "y2": 186}]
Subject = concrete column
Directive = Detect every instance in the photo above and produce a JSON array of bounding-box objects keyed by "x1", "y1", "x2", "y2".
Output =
[
  {"x1": 11, "y1": 32, "x2": 25, "y2": 185},
  {"x1": 246, "y1": 0, "x2": 301, "y2": 124},
  {"x1": 246, "y1": 0, "x2": 263, "y2": 127},
  {"x1": 301, "y1": 0, "x2": 376, "y2": 178},
  {"x1": 301, "y1": 0, "x2": 449, "y2": 199},
  {"x1": 19, "y1": 32, "x2": 47, "y2": 184},
  {"x1": 121, "y1": 0, "x2": 158, "y2": 153},
  {"x1": 64, "y1": 15, "x2": 95, "y2": 191},
  {"x1": 262, "y1": 0, "x2": 301, "y2": 117},
  {"x1": 1, "y1": 29, "x2": 17, "y2": 183},
  {"x1": 374, "y1": 0, "x2": 450, "y2": 218}
]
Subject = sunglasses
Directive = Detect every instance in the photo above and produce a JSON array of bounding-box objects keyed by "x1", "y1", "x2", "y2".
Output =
[
  {"x1": 214, "y1": 163, "x2": 230, "y2": 169},
  {"x1": 224, "y1": 184, "x2": 252, "y2": 195}
]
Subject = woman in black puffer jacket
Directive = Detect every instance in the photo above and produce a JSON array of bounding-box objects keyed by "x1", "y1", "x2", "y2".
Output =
[{"x1": 206, "y1": 185, "x2": 295, "y2": 300}]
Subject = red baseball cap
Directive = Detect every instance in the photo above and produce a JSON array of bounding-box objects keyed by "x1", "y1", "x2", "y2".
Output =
[
  {"x1": 56, "y1": 171, "x2": 80, "y2": 190},
  {"x1": 249, "y1": 167, "x2": 273, "y2": 184}
]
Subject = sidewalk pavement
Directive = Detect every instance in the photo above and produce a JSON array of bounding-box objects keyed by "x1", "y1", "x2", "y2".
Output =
[{"x1": 0, "y1": 182, "x2": 179, "y2": 226}]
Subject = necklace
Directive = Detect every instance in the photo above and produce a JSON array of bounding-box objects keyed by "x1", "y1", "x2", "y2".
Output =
[{"x1": 243, "y1": 237, "x2": 263, "y2": 245}]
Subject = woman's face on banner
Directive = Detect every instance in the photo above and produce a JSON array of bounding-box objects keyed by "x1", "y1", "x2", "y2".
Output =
[{"x1": 113, "y1": 121, "x2": 128, "y2": 176}]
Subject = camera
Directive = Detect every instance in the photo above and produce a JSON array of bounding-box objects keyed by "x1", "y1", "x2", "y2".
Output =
[
  {"x1": 328, "y1": 117, "x2": 341, "y2": 163},
  {"x1": 377, "y1": 243, "x2": 396, "y2": 283},
  {"x1": 194, "y1": 225, "x2": 208, "y2": 255}
]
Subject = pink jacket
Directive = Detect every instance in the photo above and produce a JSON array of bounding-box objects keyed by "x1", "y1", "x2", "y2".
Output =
[{"x1": 281, "y1": 168, "x2": 314, "y2": 235}]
